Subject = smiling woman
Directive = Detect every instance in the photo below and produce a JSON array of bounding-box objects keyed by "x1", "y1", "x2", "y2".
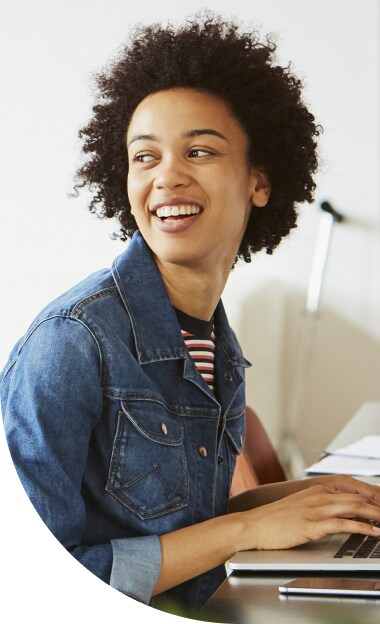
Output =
[{"x1": 2, "y1": 10, "x2": 380, "y2": 621}]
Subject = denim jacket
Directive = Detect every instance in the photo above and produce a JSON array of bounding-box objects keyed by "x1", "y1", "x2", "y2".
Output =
[{"x1": 1, "y1": 231, "x2": 249, "y2": 612}]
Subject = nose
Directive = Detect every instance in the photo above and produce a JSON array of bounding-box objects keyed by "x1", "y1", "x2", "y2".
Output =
[{"x1": 153, "y1": 154, "x2": 192, "y2": 190}]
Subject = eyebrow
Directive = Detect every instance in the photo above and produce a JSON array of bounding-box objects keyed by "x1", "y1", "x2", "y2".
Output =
[
  {"x1": 127, "y1": 128, "x2": 228, "y2": 148},
  {"x1": 127, "y1": 134, "x2": 158, "y2": 148},
  {"x1": 183, "y1": 128, "x2": 228, "y2": 141}
]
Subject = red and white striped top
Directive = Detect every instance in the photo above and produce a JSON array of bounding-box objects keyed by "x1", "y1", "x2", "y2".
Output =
[{"x1": 181, "y1": 328, "x2": 216, "y2": 391}]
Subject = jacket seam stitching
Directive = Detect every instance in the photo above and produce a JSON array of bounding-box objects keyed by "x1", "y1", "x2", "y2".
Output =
[
  {"x1": 71, "y1": 286, "x2": 117, "y2": 316},
  {"x1": 6, "y1": 314, "x2": 104, "y2": 386}
]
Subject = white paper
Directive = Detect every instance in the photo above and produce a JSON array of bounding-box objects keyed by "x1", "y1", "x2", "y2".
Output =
[
  {"x1": 329, "y1": 436, "x2": 380, "y2": 459},
  {"x1": 306, "y1": 454, "x2": 380, "y2": 476}
]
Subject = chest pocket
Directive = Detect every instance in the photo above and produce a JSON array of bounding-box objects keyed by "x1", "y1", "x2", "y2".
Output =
[{"x1": 106, "y1": 399, "x2": 189, "y2": 520}]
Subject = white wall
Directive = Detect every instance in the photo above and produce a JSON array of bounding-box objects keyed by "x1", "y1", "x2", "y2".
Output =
[{"x1": 1, "y1": 1, "x2": 379, "y2": 621}]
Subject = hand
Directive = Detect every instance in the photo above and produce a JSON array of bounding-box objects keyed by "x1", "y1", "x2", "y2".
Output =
[
  {"x1": 307, "y1": 474, "x2": 380, "y2": 502},
  {"x1": 229, "y1": 473, "x2": 380, "y2": 512},
  {"x1": 238, "y1": 482, "x2": 380, "y2": 551}
]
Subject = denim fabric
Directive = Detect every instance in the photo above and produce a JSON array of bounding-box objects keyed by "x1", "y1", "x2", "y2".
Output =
[{"x1": 0, "y1": 231, "x2": 249, "y2": 611}]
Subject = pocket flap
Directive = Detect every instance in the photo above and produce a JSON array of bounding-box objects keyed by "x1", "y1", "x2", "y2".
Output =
[
  {"x1": 224, "y1": 412, "x2": 245, "y2": 455},
  {"x1": 121, "y1": 399, "x2": 183, "y2": 446}
]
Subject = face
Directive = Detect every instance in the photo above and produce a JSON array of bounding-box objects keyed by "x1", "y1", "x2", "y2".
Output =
[{"x1": 126, "y1": 88, "x2": 270, "y2": 271}]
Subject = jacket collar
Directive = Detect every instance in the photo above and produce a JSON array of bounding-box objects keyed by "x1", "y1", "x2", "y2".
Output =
[{"x1": 112, "y1": 231, "x2": 250, "y2": 368}]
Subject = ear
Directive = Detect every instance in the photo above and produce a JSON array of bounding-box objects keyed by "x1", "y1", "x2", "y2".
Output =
[{"x1": 250, "y1": 168, "x2": 271, "y2": 207}]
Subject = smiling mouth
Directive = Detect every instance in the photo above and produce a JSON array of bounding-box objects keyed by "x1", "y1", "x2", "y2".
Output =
[{"x1": 155, "y1": 204, "x2": 202, "y2": 220}]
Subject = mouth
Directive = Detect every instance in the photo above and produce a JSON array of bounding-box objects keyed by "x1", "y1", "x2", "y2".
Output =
[{"x1": 151, "y1": 203, "x2": 203, "y2": 221}]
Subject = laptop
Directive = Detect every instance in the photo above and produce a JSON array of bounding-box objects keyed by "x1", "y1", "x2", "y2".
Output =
[
  {"x1": 228, "y1": 524, "x2": 380, "y2": 573},
  {"x1": 228, "y1": 478, "x2": 380, "y2": 573},
  {"x1": 229, "y1": 404, "x2": 380, "y2": 575}
]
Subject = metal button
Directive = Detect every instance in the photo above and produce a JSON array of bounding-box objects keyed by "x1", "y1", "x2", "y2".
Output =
[
  {"x1": 194, "y1": 365, "x2": 201, "y2": 375},
  {"x1": 224, "y1": 372, "x2": 233, "y2": 381},
  {"x1": 240, "y1": 434, "x2": 243, "y2": 447},
  {"x1": 217, "y1": 455, "x2": 224, "y2": 464},
  {"x1": 198, "y1": 445, "x2": 207, "y2": 458},
  {"x1": 161, "y1": 423, "x2": 168, "y2": 435}
]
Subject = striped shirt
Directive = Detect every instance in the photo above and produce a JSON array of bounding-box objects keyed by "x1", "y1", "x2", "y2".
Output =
[
  {"x1": 174, "y1": 307, "x2": 216, "y2": 392},
  {"x1": 181, "y1": 328, "x2": 216, "y2": 390}
]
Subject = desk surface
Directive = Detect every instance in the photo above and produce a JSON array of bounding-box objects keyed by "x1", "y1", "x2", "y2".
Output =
[
  {"x1": 202, "y1": 403, "x2": 380, "y2": 623},
  {"x1": 201, "y1": 572, "x2": 380, "y2": 624}
]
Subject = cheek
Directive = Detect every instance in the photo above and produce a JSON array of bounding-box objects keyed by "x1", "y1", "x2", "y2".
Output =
[
  {"x1": 126, "y1": 173, "x2": 137, "y2": 197},
  {"x1": 126, "y1": 175, "x2": 146, "y2": 208},
  {"x1": 126, "y1": 180, "x2": 140, "y2": 219}
]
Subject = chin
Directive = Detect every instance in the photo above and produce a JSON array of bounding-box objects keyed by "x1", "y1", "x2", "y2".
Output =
[{"x1": 155, "y1": 250, "x2": 202, "y2": 267}]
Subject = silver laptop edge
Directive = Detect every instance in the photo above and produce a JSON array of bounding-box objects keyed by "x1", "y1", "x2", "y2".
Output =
[{"x1": 228, "y1": 532, "x2": 380, "y2": 572}]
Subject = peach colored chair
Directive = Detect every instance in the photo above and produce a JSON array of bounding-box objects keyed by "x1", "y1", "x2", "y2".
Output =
[{"x1": 230, "y1": 406, "x2": 286, "y2": 497}]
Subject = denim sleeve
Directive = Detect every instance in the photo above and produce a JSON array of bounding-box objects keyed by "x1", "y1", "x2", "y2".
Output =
[{"x1": 1, "y1": 316, "x2": 162, "y2": 603}]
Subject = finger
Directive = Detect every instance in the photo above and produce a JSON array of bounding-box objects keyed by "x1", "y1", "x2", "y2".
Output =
[
  {"x1": 299, "y1": 485, "x2": 380, "y2": 520},
  {"x1": 319, "y1": 517, "x2": 380, "y2": 538},
  {"x1": 328, "y1": 475, "x2": 380, "y2": 503},
  {"x1": 353, "y1": 483, "x2": 380, "y2": 505},
  {"x1": 313, "y1": 499, "x2": 380, "y2": 523}
]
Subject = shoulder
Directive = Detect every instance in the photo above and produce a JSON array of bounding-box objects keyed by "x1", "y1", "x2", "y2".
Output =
[
  {"x1": 1, "y1": 266, "x2": 123, "y2": 380},
  {"x1": 36, "y1": 267, "x2": 118, "y2": 320},
  {"x1": 25, "y1": 267, "x2": 122, "y2": 349}
]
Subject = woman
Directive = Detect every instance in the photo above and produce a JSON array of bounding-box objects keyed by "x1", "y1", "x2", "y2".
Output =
[{"x1": 1, "y1": 13, "x2": 380, "y2": 615}]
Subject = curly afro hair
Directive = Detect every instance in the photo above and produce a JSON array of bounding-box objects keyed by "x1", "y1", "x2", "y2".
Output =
[{"x1": 75, "y1": 12, "x2": 321, "y2": 261}]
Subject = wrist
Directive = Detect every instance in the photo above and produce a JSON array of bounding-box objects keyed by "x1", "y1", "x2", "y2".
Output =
[{"x1": 228, "y1": 510, "x2": 258, "y2": 552}]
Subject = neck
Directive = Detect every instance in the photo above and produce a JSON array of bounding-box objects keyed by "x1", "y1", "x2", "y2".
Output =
[{"x1": 154, "y1": 258, "x2": 231, "y2": 321}]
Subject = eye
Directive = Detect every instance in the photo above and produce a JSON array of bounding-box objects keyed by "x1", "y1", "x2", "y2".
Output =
[
  {"x1": 132, "y1": 153, "x2": 156, "y2": 163},
  {"x1": 188, "y1": 148, "x2": 213, "y2": 158}
]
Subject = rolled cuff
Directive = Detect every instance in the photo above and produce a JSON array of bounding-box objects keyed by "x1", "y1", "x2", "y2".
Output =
[{"x1": 110, "y1": 535, "x2": 162, "y2": 604}]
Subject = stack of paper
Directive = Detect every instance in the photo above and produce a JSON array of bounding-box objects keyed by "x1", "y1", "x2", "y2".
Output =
[{"x1": 306, "y1": 436, "x2": 380, "y2": 476}]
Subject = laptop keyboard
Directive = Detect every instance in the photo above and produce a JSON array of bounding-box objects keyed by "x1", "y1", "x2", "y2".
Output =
[{"x1": 334, "y1": 521, "x2": 380, "y2": 559}]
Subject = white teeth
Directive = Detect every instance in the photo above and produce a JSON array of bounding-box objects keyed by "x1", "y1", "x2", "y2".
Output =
[{"x1": 156, "y1": 204, "x2": 201, "y2": 218}]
